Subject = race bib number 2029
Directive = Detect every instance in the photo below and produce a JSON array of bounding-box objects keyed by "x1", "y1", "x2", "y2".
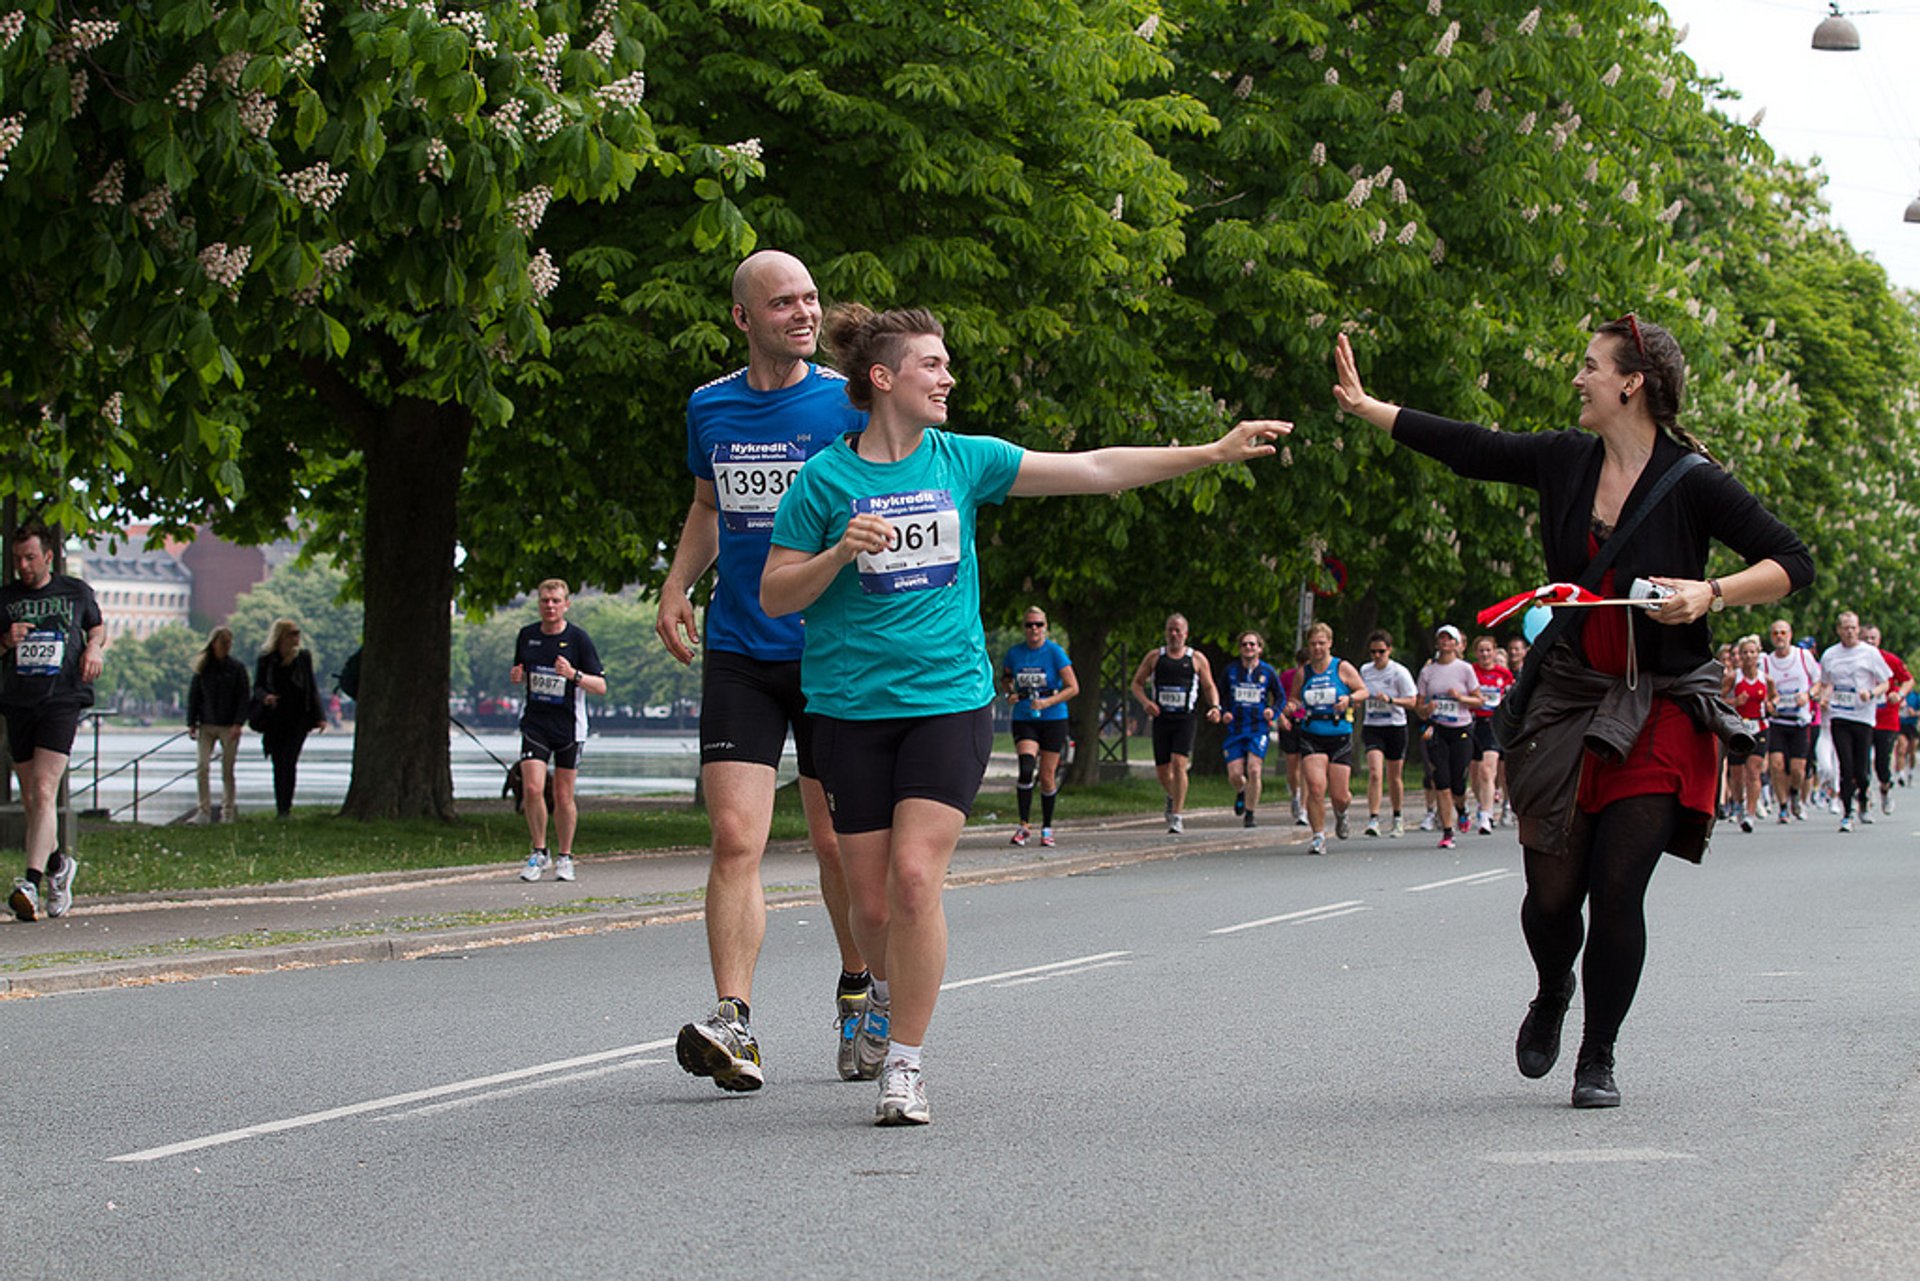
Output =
[
  {"x1": 16, "y1": 628, "x2": 63, "y2": 677},
  {"x1": 853, "y1": 490, "x2": 962, "y2": 595}
]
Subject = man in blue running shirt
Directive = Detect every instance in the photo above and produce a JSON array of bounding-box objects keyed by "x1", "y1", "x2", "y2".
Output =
[{"x1": 655, "y1": 251, "x2": 873, "y2": 1093}]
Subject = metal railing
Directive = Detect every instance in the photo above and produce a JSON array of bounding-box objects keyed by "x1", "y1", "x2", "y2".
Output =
[{"x1": 67, "y1": 711, "x2": 198, "y2": 822}]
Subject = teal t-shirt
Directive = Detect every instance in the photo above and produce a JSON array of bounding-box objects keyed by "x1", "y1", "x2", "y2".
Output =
[{"x1": 770, "y1": 428, "x2": 1025, "y2": 720}]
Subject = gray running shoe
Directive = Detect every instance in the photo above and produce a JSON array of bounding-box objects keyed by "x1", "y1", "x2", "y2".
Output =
[
  {"x1": 835, "y1": 987, "x2": 869, "y2": 1081},
  {"x1": 676, "y1": 999, "x2": 765, "y2": 1092},
  {"x1": 47, "y1": 855, "x2": 77, "y2": 919},
  {"x1": 852, "y1": 999, "x2": 891, "y2": 1081},
  {"x1": 1335, "y1": 809, "x2": 1351, "y2": 840},
  {"x1": 9, "y1": 878, "x2": 40, "y2": 923},
  {"x1": 875, "y1": 1059, "x2": 930, "y2": 1126}
]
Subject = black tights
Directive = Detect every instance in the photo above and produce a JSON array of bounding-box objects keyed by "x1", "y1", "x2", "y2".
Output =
[
  {"x1": 1830, "y1": 720, "x2": 1873, "y2": 816},
  {"x1": 1520, "y1": 794, "x2": 1679, "y2": 1050}
]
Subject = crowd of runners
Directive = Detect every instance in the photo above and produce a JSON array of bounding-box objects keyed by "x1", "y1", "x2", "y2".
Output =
[{"x1": 11, "y1": 247, "x2": 1903, "y2": 1128}]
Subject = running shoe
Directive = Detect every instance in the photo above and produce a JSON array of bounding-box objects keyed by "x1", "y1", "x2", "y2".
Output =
[
  {"x1": 9, "y1": 878, "x2": 39, "y2": 923},
  {"x1": 852, "y1": 998, "x2": 891, "y2": 1081},
  {"x1": 1419, "y1": 811, "x2": 1436, "y2": 832},
  {"x1": 1168, "y1": 814, "x2": 1184, "y2": 835},
  {"x1": 1777, "y1": 810, "x2": 1790, "y2": 826},
  {"x1": 1335, "y1": 809, "x2": 1350, "y2": 840},
  {"x1": 676, "y1": 999, "x2": 765, "y2": 1092},
  {"x1": 1457, "y1": 812, "x2": 1471, "y2": 834},
  {"x1": 1309, "y1": 832, "x2": 1326, "y2": 855},
  {"x1": 1861, "y1": 808, "x2": 1875, "y2": 825},
  {"x1": 1293, "y1": 812, "x2": 1309, "y2": 828},
  {"x1": 1040, "y1": 828, "x2": 1056, "y2": 848},
  {"x1": 554, "y1": 855, "x2": 576, "y2": 882},
  {"x1": 1794, "y1": 804, "x2": 1807, "y2": 822},
  {"x1": 1439, "y1": 831, "x2": 1456, "y2": 850},
  {"x1": 1739, "y1": 816, "x2": 1753, "y2": 834},
  {"x1": 1391, "y1": 815, "x2": 1406, "y2": 838},
  {"x1": 835, "y1": 987, "x2": 869, "y2": 1081},
  {"x1": 1165, "y1": 796, "x2": 1175, "y2": 822},
  {"x1": 875, "y1": 1059, "x2": 930, "y2": 1126},
  {"x1": 518, "y1": 849, "x2": 551, "y2": 882},
  {"x1": 1234, "y1": 791, "x2": 1246, "y2": 816},
  {"x1": 1477, "y1": 812, "x2": 1493, "y2": 836},
  {"x1": 1010, "y1": 824, "x2": 1031, "y2": 848},
  {"x1": 1242, "y1": 812, "x2": 1256, "y2": 829},
  {"x1": 1839, "y1": 815, "x2": 1855, "y2": 834},
  {"x1": 1364, "y1": 815, "x2": 1381, "y2": 838},
  {"x1": 1882, "y1": 793, "x2": 1894, "y2": 816},
  {"x1": 46, "y1": 855, "x2": 77, "y2": 918}
]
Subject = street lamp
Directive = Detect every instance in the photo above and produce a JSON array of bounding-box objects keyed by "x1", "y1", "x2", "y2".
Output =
[{"x1": 1812, "y1": 3, "x2": 1863, "y2": 49}]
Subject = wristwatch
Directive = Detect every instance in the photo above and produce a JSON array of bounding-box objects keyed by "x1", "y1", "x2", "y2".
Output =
[{"x1": 1707, "y1": 579, "x2": 1725, "y2": 613}]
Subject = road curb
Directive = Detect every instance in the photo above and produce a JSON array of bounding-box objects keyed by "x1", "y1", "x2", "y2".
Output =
[{"x1": 2, "y1": 827, "x2": 1283, "y2": 997}]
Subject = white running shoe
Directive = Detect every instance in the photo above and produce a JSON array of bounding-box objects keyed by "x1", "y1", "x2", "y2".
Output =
[
  {"x1": 554, "y1": 855, "x2": 576, "y2": 882},
  {"x1": 9, "y1": 878, "x2": 40, "y2": 923},
  {"x1": 1334, "y1": 809, "x2": 1350, "y2": 840},
  {"x1": 519, "y1": 849, "x2": 551, "y2": 882},
  {"x1": 1882, "y1": 793, "x2": 1895, "y2": 816},
  {"x1": 1839, "y1": 815, "x2": 1855, "y2": 833},
  {"x1": 1364, "y1": 815, "x2": 1381, "y2": 838},
  {"x1": 1477, "y1": 812, "x2": 1493, "y2": 836},
  {"x1": 852, "y1": 1000, "x2": 891, "y2": 1081},
  {"x1": 1391, "y1": 815, "x2": 1406, "y2": 838},
  {"x1": 1419, "y1": 811, "x2": 1437, "y2": 832},
  {"x1": 47, "y1": 855, "x2": 77, "y2": 918},
  {"x1": 1309, "y1": 832, "x2": 1326, "y2": 855},
  {"x1": 875, "y1": 1059, "x2": 930, "y2": 1126},
  {"x1": 1168, "y1": 813, "x2": 1184, "y2": 835}
]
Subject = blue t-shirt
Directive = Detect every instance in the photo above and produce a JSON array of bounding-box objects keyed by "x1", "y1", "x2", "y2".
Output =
[
  {"x1": 1298, "y1": 660, "x2": 1352, "y2": 736},
  {"x1": 1222, "y1": 659, "x2": 1282, "y2": 732},
  {"x1": 685, "y1": 364, "x2": 866, "y2": 662},
  {"x1": 771, "y1": 428, "x2": 1024, "y2": 719},
  {"x1": 1003, "y1": 639, "x2": 1074, "y2": 722}
]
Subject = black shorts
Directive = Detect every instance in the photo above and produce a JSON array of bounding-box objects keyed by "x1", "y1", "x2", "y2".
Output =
[
  {"x1": 1768, "y1": 722, "x2": 1811, "y2": 762},
  {"x1": 6, "y1": 702, "x2": 82, "y2": 763},
  {"x1": 1471, "y1": 718, "x2": 1501, "y2": 760},
  {"x1": 1427, "y1": 724, "x2": 1472, "y2": 795},
  {"x1": 520, "y1": 727, "x2": 582, "y2": 771},
  {"x1": 699, "y1": 649, "x2": 819, "y2": 777},
  {"x1": 1300, "y1": 731, "x2": 1352, "y2": 767},
  {"x1": 1362, "y1": 724, "x2": 1408, "y2": 762},
  {"x1": 1152, "y1": 714, "x2": 1197, "y2": 765},
  {"x1": 814, "y1": 705, "x2": 994, "y2": 835},
  {"x1": 1274, "y1": 722, "x2": 1303, "y2": 756},
  {"x1": 1011, "y1": 719, "x2": 1070, "y2": 755},
  {"x1": 1901, "y1": 724, "x2": 1918, "y2": 745}
]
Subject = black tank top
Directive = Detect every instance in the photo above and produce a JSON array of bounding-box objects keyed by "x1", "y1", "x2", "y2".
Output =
[{"x1": 1153, "y1": 648, "x2": 1199, "y2": 716}]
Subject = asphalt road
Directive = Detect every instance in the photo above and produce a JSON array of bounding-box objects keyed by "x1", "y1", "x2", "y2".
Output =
[{"x1": 4, "y1": 810, "x2": 1917, "y2": 1279}]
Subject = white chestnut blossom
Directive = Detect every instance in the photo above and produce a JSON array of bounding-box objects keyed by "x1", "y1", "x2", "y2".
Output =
[
  {"x1": 286, "y1": 161, "x2": 348, "y2": 209},
  {"x1": 1310, "y1": 141, "x2": 1326, "y2": 166},
  {"x1": 51, "y1": 18, "x2": 119, "y2": 64},
  {"x1": 528, "y1": 247, "x2": 559, "y2": 299},
  {"x1": 0, "y1": 113, "x2": 24, "y2": 181},
  {"x1": 1659, "y1": 76, "x2": 1676, "y2": 101},
  {"x1": 1517, "y1": 110, "x2": 1536, "y2": 135},
  {"x1": 587, "y1": 28, "x2": 616, "y2": 62},
  {"x1": 1750, "y1": 107, "x2": 1766, "y2": 127},
  {"x1": 1619, "y1": 179, "x2": 1639, "y2": 202},
  {"x1": 130, "y1": 185, "x2": 172, "y2": 226},
  {"x1": 728, "y1": 137, "x2": 763, "y2": 162},
  {"x1": 419, "y1": 137, "x2": 450, "y2": 182},
  {"x1": 101, "y1": 392, "x2": 123, "y2": 428},
  {"x1": 532, "y1": 104, "x2": 565, "y2": 141},
  {"x1": 1386, "y1": 88, "x2": 1403, "y2": 113},
  {"x1": 1656, "y1": 199, "x2": 1683, "y2": 224},
  {"x1": 1601, "y1": 63, "x2": 1621, "y2": 88},
  {"x1": 1371, "y1": 218, "x2": 1387, "y2": 245},
  {"x1": 492, "y1": 99, "x2": 526, "y2": 132},
  {"x1": 1392, "y1": 178, "x2": 1407, "y2": 204},
  {"x1": 1435, "y1": 21, "x2": 1459, "y2": 58},
  {"x1": 0, "y1": 12, "x2": 23, "y2": 50},
  {"x1": 1324, "y1": 67, "x2": 1338, "y2": 86},
  {"x1": 170, "y1": 63, "x2": 209, "y2": 111},
  {"x1": 1111, "y1": 193, "x2": 1125, "y2": 220},
  {"x1": 1430, "y1": 237, "x2": 1446, "y2": 264},
  {"x1": 1233, "y1": 75, "x2": 1253, "y2": 99},
  {"x1": 215, "y1": 51, "x2": 252, "y2": 87},
  {"x1": 239, "y1": 90, "x2": 277, "y2": 138},
  {"x1": 1309, "y1": 45, "x2": 1325, "y2": 62},
  {"x1": 90, "y1": 159, "x2": 125, "y2": 205},
  {"x1": 510, "y1": 185, "x2": 552, "y2": 232},
  {"x1": 1518, "y1": 7, "x2": 1540, "y2": 36},
  {"x1": 595, "y1": 71, "x2": 645, "y2": 109},
  {"x1": 1345, "y1": 176, "x2": 1371, "y2": 208},
  {"x1": 1427, "y1": 0, "x2": 1442, "y2": 14},
  {"x1": 198, "y1": 242, "x2": 252, "y2": 291},
  {"x1": 1135, "y1": 14, "x2": 1160, "y2": 40},
  {"x1": 1474, "y1": 87, "x2": 1492, "y2": 112},
  {"x1": 1396, "y1": 221, "x2": 1417, "y2": 245},
  {"x1": 69, "y1": 69, "x2": 89, "y2": 118}
]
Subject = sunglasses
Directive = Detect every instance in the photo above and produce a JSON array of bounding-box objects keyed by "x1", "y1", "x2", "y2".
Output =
[
  {"x1": 1368, "y1": 647, "x2": 1388, "y2": 654},
  {"x1": 1614, "y1": 312, "x2": 1646, "y2": 356},
  {"x1": 1024, "y1": 620, "x2": 1047, "y2": 628}
]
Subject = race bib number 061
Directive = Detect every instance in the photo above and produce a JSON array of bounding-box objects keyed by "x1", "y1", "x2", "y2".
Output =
[
  {"x1": 712, "y1": 441, "x2": 806, "y2": 533},
  {"x1": 853, "y1": 490, "x2": 961, "y2": 595}
]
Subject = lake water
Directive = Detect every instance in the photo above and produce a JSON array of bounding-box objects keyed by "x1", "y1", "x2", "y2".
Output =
[{"x1": 55, "y1": 723, "x2": 796, "y2": 822}]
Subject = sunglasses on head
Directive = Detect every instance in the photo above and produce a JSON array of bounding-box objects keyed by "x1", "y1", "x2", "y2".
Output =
[{"x1": 1613, "y1": 312, "x2": 1647, "y2": 356}]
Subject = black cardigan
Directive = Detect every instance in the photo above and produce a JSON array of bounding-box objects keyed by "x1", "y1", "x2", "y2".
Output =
[
  {"x1": 188, "y1": 656, "x2": 251, "y2": 729},
  {"x1": 1393, "y1": 408, "x2": 1815, "y2": 676}
]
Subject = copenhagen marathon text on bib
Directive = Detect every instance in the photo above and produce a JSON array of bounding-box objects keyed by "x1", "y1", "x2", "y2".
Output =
[
  {"x1": 16, "y1": 628, "x2": 63, "y2": 677},
  {"x1": 853, "y1": 490, "x2": 961, "y2": 596},
  {"x1": 528, "y1": 666, "x2": 568, "y2": 705},
  {"x1": 712, "y1": 441, "x2": 806, "y2": 533}
]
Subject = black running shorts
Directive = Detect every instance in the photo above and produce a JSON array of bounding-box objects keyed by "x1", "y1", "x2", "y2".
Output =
[
  {"x1": 813, "y1": 705, "x2": 994, "y2": 835},
  {"x1": 699, "y1": 649, "x2": 819, "y2": 777},
  {"x1": 1362, "y1": 724, "x2": 1408, "y2": 762},
  {"x1": 1767, "y1": 721, "x2": 1811, "y2": 762},
  {"x1": 1010, "y1": 719, "x2": 1070, "y2": 755},
  {"x1": 5, "y1": 703, "x2": 81, "y2": 763},
  {"x1": 1151, "y1": 714, "x2": 1197, "y2": 765},
  {"x1": 1300, "y1": 731, "x2": 1353, "y2": 767}
]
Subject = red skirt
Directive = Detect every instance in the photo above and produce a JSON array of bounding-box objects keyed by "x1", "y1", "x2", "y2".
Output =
[{"x1": 1574, "y1": 565, "x2": 1718, "y2": 816}]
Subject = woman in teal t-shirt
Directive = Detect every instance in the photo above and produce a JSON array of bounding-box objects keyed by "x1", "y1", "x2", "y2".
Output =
[{"x1": 764, "y1": 303, "x2": 1288, "y2": 1127}]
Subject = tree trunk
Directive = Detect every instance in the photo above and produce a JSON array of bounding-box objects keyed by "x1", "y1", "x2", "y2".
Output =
[
  {"x1": 1064, "y1": 614, "x2": 1110, "y2": 789},
  {"x1": 340, "y1": 396, "x2": 472, "y2": 821}
]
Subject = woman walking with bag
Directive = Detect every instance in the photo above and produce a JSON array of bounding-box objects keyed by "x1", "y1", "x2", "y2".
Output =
[
  {"x1": 254, "y1": 619, "x2": 325, "y2": 818},
  {"x1": 1332, "y1": 317, "x2": 1812, "y2": 1108}
]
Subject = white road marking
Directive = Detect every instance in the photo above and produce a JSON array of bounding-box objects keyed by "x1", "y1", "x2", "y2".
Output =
[
  {"x1": 108, "y1": 1039, "x2": 676, "y2": 1162},
  {"x1": 941, "y1": 951, "x2": 1131, "y2": 991},
  {"x1": 383, "y1": 1059, "x2": 664, "y2": 1121},
  {"x1": 1405, "y1": 869, "x2": 1516, "y2": 892},
  {"x1": 992, "y1": 959, "x2": 1134, "y2": 987},
  {"x1": 1482, "y1": 1148, "x2": 1700, "y2": 1166},
  {"x1": 1210, "y1": 901, "x2": 1367, "y2": 934}
]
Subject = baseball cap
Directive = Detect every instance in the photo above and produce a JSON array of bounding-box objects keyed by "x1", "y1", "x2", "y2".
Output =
[{"x1": 1435, "y1": 624, "x2": 1464, "y2": 642}]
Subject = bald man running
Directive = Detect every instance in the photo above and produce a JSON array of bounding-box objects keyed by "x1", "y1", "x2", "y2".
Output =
[{"x1": 656, "y1": 250, "x2": 872, "y2": 1093}]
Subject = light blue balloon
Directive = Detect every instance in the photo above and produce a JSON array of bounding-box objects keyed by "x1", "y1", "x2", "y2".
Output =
[{"x1": 1522, "y1": 604, "x2": 1553, "y2": 642}]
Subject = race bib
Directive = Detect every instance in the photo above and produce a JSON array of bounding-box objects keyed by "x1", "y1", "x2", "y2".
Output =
[
  {"x1": 712, "y1": 441, "x2": 805, "y2": 533},
  {"x1": 1366, "y1": 694, "x2": 1393, "y2": 721},
  {"x1": 1832, "y1": 688, "x2": 1858, "y2": 711},
  {"x1": 1479, "y1": 685, "x2": 1502, "y2": 709},
  {"x1": 1015, "y1": 670, "x2": 1050, "y2": 696},
  {"x1": 15, "y1": 628, "x2": 62, "y2": 677},
  {"x1": 1304, "y1": 685, "x2": 1336, "y2": 708},
  {"x1": 1232, "y1": 680, "x2": 1266, "y2": 708},
  {"x1": 1740, "y1": 718, "x2": 1762, "y2": 736},
  {"x1": 1432, "y1": 696, "x2": 1461, "y2": 720},
  {"x1": 853, "y1": 490, "x2": 962, "y2": 595},
  {"x1": 528, "y1": 666, "x2": 568, "y2": 705},
  {"x1": 1158, "y1": 688, "x2": 1191, "y2": 712}
]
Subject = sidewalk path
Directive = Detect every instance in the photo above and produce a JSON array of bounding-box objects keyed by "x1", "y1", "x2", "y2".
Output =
[{"x1": 0, "y1": 811, "x2": 1328, "y2": 996}]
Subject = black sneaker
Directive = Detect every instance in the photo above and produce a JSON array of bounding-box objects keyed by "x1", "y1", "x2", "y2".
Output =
[
  {"x1": 1516, "y1": 972, "x2": 1576, "y2": 1079},
  {"x1": 1242, "y1": 811, "x2": 1256, "y2": 829},
  {"x1": 1234, "y1": 791, "x2": 1246, "y2": 816},
  {"x1": 1571, "y1": 1043, "x2": 1621, "y2": 1108}
]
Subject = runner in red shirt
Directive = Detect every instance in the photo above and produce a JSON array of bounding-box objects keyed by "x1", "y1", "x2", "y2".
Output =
[
  {"x1": 1721, "y1": 635, "x2": 1770, "y2": 833},
  {"x1": 1862, "y1": 625, "x2": 1914, "y2": 817},
  {"x1": 1469, "y1": 634, "x2": 1516, "y2": 835}
]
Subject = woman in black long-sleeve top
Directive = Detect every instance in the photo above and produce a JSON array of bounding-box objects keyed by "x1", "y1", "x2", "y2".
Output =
[
  {"x1": 255, "y1": 618, "x2": 325, "y2": 817},
  {"x1": 187, "y1": 626, "x2": 250, "y2": 822},
  {"x1": 1333, "y1": 317, "x2": 1813, "y2": 1109}
]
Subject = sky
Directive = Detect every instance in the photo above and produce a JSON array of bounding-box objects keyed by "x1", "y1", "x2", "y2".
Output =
[{"x1": 1660, "y1": 0, "x2": 1920, "y2": 292}]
